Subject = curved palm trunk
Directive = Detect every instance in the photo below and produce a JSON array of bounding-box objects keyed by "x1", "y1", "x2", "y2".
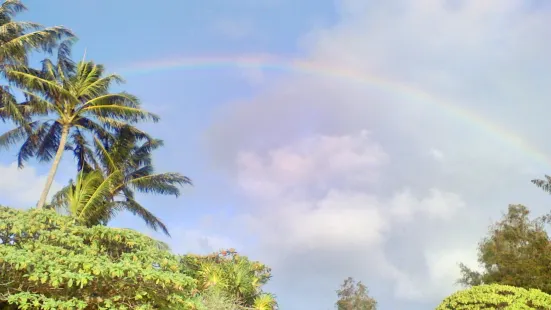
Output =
[{"x1": 36, "y1": 124, "x2": 69, "y2": 209}]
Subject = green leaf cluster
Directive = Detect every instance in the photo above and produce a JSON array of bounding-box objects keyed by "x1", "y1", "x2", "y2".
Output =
[
  {"x1": 458, "y1": 204, "x2": 551, "y2": 294},
  {"x1": 436, "y1": 284, "x2": 551, "y2": 309},
  {"x1": 180, "y1": 249, "x2": 277, "y2": 309},
  {"x1": 0, "y1": 206, "x2": 200, "y2": 309},
  {"x1": 335, "y1": 277, "x2": 377, "y2": 310}
]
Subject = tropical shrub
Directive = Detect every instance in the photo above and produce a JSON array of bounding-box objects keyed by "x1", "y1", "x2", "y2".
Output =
[
  {"x1": 181, "y1": 249, "x2": 277, "y2": 309},
  {"x1": 436, "y1": 284, "x2": 551, "y2": 309},
  {"x1": 0, "y1": 206, "x2": 200, "y2": 309}
]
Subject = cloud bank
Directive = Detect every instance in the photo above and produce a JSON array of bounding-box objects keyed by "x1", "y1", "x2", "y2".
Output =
[
  {"x1": 202, "y1": 0, "x2": 551, "y2": 308},
  {"x1": 0, "y1": 162, "x2": 62, "y2": 208}
]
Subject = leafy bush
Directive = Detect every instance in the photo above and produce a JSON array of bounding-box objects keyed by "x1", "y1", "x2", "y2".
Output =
[
  {"x1": 0, "y1": 206, "x2": 200, "y2": 309},
  {"x1": 436, "y1": 284, "x2": 551, "y2": 309},
  {"x1": 180, "y1": 249, "x2": 277, "y2": 309}
]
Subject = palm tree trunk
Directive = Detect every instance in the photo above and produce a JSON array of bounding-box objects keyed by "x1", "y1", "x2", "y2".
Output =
[{"x1": 36, "y1": 124, "x2": 70, "y2": 209}]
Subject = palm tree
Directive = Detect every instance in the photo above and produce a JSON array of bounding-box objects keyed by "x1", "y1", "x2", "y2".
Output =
[
  {"x1": 0, "y1": 0, "x2": 73, "y2": 124},
  {"x1": 50, "y1": 125, "x2": 191, "y2": 235},
  {"x1": 0, "y1": 41, "x2": 158, "y2": 209}
]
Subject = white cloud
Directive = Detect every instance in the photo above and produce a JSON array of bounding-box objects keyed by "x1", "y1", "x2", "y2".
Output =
[
  {"x1": 236, "y1": 130, "x2": 387, "y2": 200},
  {"x1": 203, "y1": 0, "x2": 551, "y2": 308},
  {"x1": 231, "y1": 132, "x2": 479, "y2": 307},
  {"x1": 429, "y1": 148, "x2": 444, "y2": 161},
  {"x1": 0, "y1": 162, "x2": 62, "y2": 208}
]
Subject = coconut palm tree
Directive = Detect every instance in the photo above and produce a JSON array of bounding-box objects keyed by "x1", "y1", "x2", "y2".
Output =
[
  {"x1": 0, "y1": 40, "x2": 158, "y2": 209},
  {"x1": 50, "y1": 125, "x2": 191, "y2": 235}
]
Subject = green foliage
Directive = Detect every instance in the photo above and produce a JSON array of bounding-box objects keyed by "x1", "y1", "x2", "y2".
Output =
[
  {"x1": 195, "y1": 288, "x2": 241, "y2": 310},
  {"x1": 180, "y1": 249, "x2": 277, "y2": 309},
  {"x1": 50, "y1": 125, "x2": 191, "y2": 236},
  {"x1": 335, "y1": 277, "x2": 377, "y2": 310},
  {"x1": 0, "y1": 206, "x2": 200, "y2": 309},
  {"x1": 458, "y1": 204, "x2": 551, "y2": 294},
  {"x1": 436, "y1": 284, "x2": 551, "y2": 309},
  {"x1": 0, "y1": 0, "x2": 73, "y2": 67},
  {"x1": 49, "y1": 170, "x2": 124, "y2": 228}
]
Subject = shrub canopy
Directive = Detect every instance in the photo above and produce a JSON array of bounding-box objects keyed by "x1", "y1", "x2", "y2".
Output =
[
  {"x1": 0, "y1": 206, "x2": 199, "y2": 309},
  {"x1": 436, "y1": 284, "x2": 551, "y2": 310}
]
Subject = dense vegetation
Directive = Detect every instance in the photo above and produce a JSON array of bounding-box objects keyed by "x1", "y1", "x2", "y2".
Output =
[
  {"x1": 0, "y1": 207, "x2": 198, "y2": 309},
  {"x1": 0, "y1": 207, "x2": 276, "y2": 309},
  {"x1": 458, "y1": 204, "x2": 551, "y2": 293},
  {"x1": 0, "y1": 1, "x2": 277, "y2": 309},
  {"x1": 1, "y1": 0, "x2": 551, "y2": 309},
  {"x1": 436, "y1": 284, "x2": 551, "y2": 309}
]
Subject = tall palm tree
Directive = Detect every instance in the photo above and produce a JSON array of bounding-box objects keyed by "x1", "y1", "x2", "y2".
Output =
[
  {"x1": 0, "y1": 41, "x2": 158, "y2": 209},
  {"x1": 50, "y1": 125, "x2": 191, "y2": 235}
]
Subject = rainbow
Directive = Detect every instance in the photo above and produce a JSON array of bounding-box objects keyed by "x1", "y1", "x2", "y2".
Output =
[{"x1": 117, "y1": 54, "x2": 550, "y2": 168}]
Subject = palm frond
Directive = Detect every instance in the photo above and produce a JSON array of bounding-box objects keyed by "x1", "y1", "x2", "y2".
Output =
[
  {"x1": 74, "y1": 117, "x2": 115, "y2": 142},
  {"x1": 4, "y1": 66, "x2": 76, "y2": 102},
  {"x1": 80, "y1": 92, "x2": 141, "y2": 109},
  {"x1": 0, "y1": 85, "x2": 30, "y2": 125},
  {"x1": 78, "y1": 73, "x2": 124, "y2": 100},
  {"x1": 40, "y1": 58, "x2": 57, "y2": 81},
  {"x1": 16, "y1": 121, "x2": 52, "y2": 167},
  {"x1": 93, "y1": 135, "x2": 117, "y2": 173},
  {"x1": 71, "y1": 170, "x2": 122, "y2": 226},
  {"x1": 0, "y1": 21, "x2": 41, "y2": 38},
  {"x1": 113, "y1": 197, "x2": 170, "y2": 236},
  {"x1": 36, "y1": 120, "x2": 62, "y2": 162},
  {"x1": 0, "y1": 0, "x2": 27, "y2": 17},
  {"x1": 20, "y1": 90, "x2": 62, "y2": 115},
  {"x1": 56, "y1": 38, "x2": 76, "y2": 76},
  {"x1": 0, "y1": 25, "x2": 74, "y2": 65},
  {"x1": 82, "y1": 104, "x2": 160, "y2": 123},
  {"x1": 0, "y1": 120, "x2": 37, "y2": 149},
  {"x1": 68, "y1": 129, "x2": 99, "y2": 172},
  {"x1": 129, "y1": 172, "x2": 191, "y2": 197}
]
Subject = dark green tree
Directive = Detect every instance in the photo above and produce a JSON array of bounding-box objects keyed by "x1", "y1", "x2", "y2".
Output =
[
  {"x1": 335, "y1": 277, "x2": 377, "y2": 310},
  {"x1": 458, "y1": 204, "x2": 551, "y2": 294}
]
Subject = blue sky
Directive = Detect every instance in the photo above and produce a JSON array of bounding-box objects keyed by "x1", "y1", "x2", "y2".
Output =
[{"x1": 4, "y1": 0, "x2": 551, "y2": 309}]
